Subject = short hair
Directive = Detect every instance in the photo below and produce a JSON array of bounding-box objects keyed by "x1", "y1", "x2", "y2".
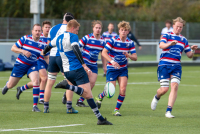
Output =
[
  {"x1": 66, "y1": 19, "x2": 80, "y2": 30},
  {"x1": 165, "y1": 20, "x2": 172, "y2": 25},
  {"x1": 173, "y1": 17, "x2": 186, "y2": 26},
  {"x1": 118, "y1": 21, "x2": 131, "y2": 30},
  {"x1": 63, "y1": 12, "x2": 74, "y2": 22},
  {"x1": 32, "y1": 24, "x2": 41, "y2": 30},
  {"x1": 42, "y1": 20, "x2": 51, "y2": 27},
  {"x1": 92, "y1": 20, "x2": 103, "y2": 28},
  {"x1": 108, "y1": 23, "x2": 114, "y2": 26}
]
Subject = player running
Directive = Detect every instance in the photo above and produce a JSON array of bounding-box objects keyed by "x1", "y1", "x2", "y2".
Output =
[
  {"x1": 151, "y1": 17, "x2": 198, "y2": 118},
  {"x1": 43, "y1": 12, "x2": 78, "y2": 114},
  {"x1": 43, "y1": 19, "x2": 112, "y2": 125},
  {"x1": 16, "y1": 21, "x2": 51, "y2": 104},
  {"x1": 75, "y1": 20, "x2": 107, "y2": 107},
  {"x1": 2, "y1": 24, "x2": 47, "y2": 112},
  {"x1": 95, "y1": 21, "x2": 137, "y2": 116}
]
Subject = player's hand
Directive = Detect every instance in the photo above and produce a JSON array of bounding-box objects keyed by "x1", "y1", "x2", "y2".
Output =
[
  {"x1": 170, "y1": 40, "x2": 178, "y2": 46},
  {"x1": 123, "y1": 52, "x2": 130, "y2": 58},
  {"x1": 138, "y1": 46, "x2": 142, "y2": 50},
  {"x1": 82, "y1": 64, "x2": 92, "y2": 76},
  {"x1": 41, "y1": 50, "x2": 44, "y2": 56},
  {"x1": 22, "y1": 50, "x2": 31, "y2": 58},
  {"x1": 191, "y1": 45, "x2": 198, "y2": 51},
  {"x1": 111, "y1": 61, "x2": 120, "y2": 69}
]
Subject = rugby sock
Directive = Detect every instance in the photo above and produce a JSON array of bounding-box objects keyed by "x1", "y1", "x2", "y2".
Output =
[
  {"x1": 20, "y1": 84, "x2": 30, "y2": 91},
  {"x1": 166, "y1": 106, "x2": 172, "y2": 112},
  {"x1": 44, "y1": 102, "x2": 49, "y2": 109},
  {"x1": 66, "y1": 101, "x2": 72, "y2": 110},
  {"x1": 39, "y1": 89, "x2": 44, "y2": 100},
  {"x1": 115, "y1": 94, "x2": 125, "y2": 111},
  {"x1": 66, "y1": 85, "x2": 84, "y2": 96},
  {"x1": 87, "y1": 98, "x2": 104, "y2": 121},
  {"x1": 33, "y1": 86, "x2": 39, "y2": 106},
  {"x1": 78, "y1": 97, "x2": 85, "y2": 102},
  {"x1": 99, "y1": 91, "x2": 106, "y2": 99},
  {"x1": 155, "y1": 94, "x2": 160, "y2": 100}
]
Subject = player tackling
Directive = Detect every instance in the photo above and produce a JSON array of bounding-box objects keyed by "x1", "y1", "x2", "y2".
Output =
[{"x1": 151, "y1": 17, "x2": 198, "y2": 118}]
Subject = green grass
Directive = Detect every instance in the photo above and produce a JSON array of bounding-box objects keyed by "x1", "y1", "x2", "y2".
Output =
[{"x1": 0, "y1": 66, "x2": 200, "y2": 134}]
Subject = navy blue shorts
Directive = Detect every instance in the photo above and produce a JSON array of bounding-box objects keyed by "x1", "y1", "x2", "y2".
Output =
[
  {"x1": 157, "y1": 65, "x2": 182, "y2": 81},
  {"x1": 37, "y1": 60, "x2": 48, "y2": 70},
  {"x1": 64, "y1": 67, "x2": 89, "y2": 86},
  {"x1": 87, "y1": 64, "x2": 98, "y2": 74},
  {"x1": 48, "y1": 56, "x2": 63, "y2": 73},
  {"x1": 11, "y1": 63, "x2": 38, "y2": 78},
  {"x1": 106, "y1": 68, "x2": 128, "y2": 82}
]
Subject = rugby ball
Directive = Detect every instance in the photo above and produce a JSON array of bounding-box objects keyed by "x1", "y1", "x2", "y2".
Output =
[{"x1": 104, "y1": 82, "x2": 115, "y2": 98}]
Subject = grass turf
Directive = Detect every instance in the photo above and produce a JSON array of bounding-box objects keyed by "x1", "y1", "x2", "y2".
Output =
[{"x1": 0, "y1": 66, "x2": 199, "y2": 134}]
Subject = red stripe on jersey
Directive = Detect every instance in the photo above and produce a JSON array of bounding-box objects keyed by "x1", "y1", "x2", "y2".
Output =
[
  {"x1": 23, "y1": 44, "x2": 42, "y2": 51},
  {"x1": 113, "y1": 46, "x2": 129, "y2": 51},
  {"x1": 160, "y1": 57, "x2": 180, "y2": 61},
  {"x1": 162, "y1": 37, "x2": 167, "y2": 40},
  {"x1": 19, "y1": 40, "x2": 23, "y2": 45},
  {"x1": 177, "y1": 41, "x2": 185, "y2": 45},
  {"x1": 80, "y1": 39, "x2": 86, "y2": 45},
  {"x1": 87, "y1": 43, "x2": 104, "y2": 48},
  {"x1": 107, "y1": 42, "x2": 112, "y2": 47},
  {"x1": 163, "y1": 49, "x2": 170, "y2": 51},
  {"x1": 109, "y1": 54, "x2": 114, "y2": 58},
  {"x1": 83, "y1": 57, "x2": 96, "y2": 63},
  {"x1": 185, "y1": 45, "x2": 189, "y2": 48},
  {"x1": 83, "y1": 49, "x2": 89, "y2": 53},
  {"x1": 17, "y1": 58, "x2": 31, "y2": 65}
]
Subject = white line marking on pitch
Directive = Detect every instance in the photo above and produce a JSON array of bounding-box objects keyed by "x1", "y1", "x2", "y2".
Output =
[{"x1": 0, "y1": 124, "x2": 84, "y2": 132}]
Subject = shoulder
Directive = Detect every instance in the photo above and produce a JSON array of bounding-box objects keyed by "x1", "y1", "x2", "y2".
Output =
[{"x1": 69, "y1": 33, "x2": 79, "y2": 40}]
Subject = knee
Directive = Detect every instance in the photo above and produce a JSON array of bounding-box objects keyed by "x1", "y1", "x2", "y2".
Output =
[
  {"x1": 32, "y1": 79, "x2": 40, "y2": 86},
  {"x1": 171, "y1": 82, "x2": 179, "y2": 91},
  {"x1": 82, "y1": 90, "x2": 93, "y2": 99},
  {"x1": 160, "y1": 87, "x2": 169, "y2": 94},
  {"x1": 41, "y1": 76, "x2": 48, "y2": 83}
]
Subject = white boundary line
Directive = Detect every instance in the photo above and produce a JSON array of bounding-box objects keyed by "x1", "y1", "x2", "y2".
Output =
[{"x1": 0, "y1": 124, "x2": 113, "y2": 134}]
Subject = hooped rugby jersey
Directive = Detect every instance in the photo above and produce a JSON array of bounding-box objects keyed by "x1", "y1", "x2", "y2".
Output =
[
  {"x1": 38, "y1": 33, "x2": 49, "y2": 62},
  {"x1": 102, "y1": 31, "x2": 117, "y2": 42},
  {"x1": 104, "y1": 35, "x2": 136, "y2": 70},
  {"x1": 15, "y1": 35, "x2": 46, "y2": 65},
  {"x1": 79, "y1": 33, "x2": 106, "y2": 66},
  {"x1": 159, "y1": 32, "x2": 191, "y2": 66},
  {"x1": 48, "y1": 24, "x2": 67, "y2": 56},
  {"x1": 49, "y1": 31, "x2": 82, "y2": 72}
]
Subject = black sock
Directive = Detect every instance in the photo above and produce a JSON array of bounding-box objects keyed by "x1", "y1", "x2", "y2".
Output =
[
  {"x1": 44, "y1": 101, "x2": 49, "y2": 109},
  {"x1": 66, "y1": 101, "x2": 72, "y2": 110},
  {"x1": 66, "y1": 85, "x2": 84, "y2": 96}
]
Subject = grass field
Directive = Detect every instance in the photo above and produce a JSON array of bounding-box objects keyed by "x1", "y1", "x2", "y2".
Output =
[{"x1": 0, "y1": 66, "x2": 199, "y2": 134}]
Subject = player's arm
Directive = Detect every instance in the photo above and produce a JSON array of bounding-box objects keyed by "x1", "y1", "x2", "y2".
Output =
[
  {"x1": 101, "y1": 52, "x2": 107, "y2": 73},
  {"x1": 102, "y1": 48, "x2": 120, "y2": 69},
  {"x1": 43, "y1": 36, "x2": 57, "y2": 55},
  {"x1": 44, "y1": 55, "x2": 49, "y2": 64},
  {"x1": 159, "y1": 34, "x2": 177, "y2": 49},
  {"x1": 123, "y1": 52, "x2": 137, "y2": 61},
  {"x1": 11, "y1": 44, "x2": 31, "y2": 58},
  {"x1": 186, "y1": 45, "x2": 198, "y2": 58}
]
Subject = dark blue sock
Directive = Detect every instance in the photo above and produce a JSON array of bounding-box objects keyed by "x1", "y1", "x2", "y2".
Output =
[
  {"x1": 66, "y1": 85, "x2": 84, "y2": 96},
  {"x1": 66, "y1": 101, "x2": 72, "y2": 110},
  {"x1": 87, "y1": 98, "x2": 104, "y2": 121},
  {"x1": 166, "y1": 106, "x2": 172, "y2": 112},
  {"x1": 44, "y1": 102, "x2": 49, "y2": 109},
  {"x1": 155, "y1": 94, "x2": 160, "y2": 100}
]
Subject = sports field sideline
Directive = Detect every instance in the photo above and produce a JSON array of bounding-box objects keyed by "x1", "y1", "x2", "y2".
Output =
[{"x1": 0, "y1": 66, "x2": 199, "y2": 134}]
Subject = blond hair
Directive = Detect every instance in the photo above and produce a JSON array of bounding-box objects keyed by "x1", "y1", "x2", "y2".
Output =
[
  {"x1": 173, "y1": 17, "x2": 186, "y2": 26},
  {"x1": 118, "y1": 21, "x2": 131, "y2": 30},
  {"x1": 66, "y1": 19, "x2": 80, "y2": 30},
  {"x1": 92, "y1": 20, "x2": 103, "y2": 28}
]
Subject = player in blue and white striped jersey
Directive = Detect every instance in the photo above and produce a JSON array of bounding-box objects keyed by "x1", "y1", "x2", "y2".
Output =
[
  {"x1": 43, "y1": 19, "x2": 112, "y2": 125},
  {"x1": 96, "y1": 21, "x2": 137, "y2": 116},
  {"x1": 2, "y1": 24, "x2": 48, "y2": 112},
  {"x1": 76, "y1": 20, "x2": 107, "y2": 107},
  {"x1": 43, "y1": 13, "x2": 77, "y2": 114},
  {"x1": 16, "y1": 21, "x2": 51, "y2": 104}
]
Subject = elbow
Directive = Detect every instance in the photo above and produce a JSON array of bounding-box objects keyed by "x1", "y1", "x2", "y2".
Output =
[{"x1": 134, "y1": 57, "x2": 137, "y2": 61}]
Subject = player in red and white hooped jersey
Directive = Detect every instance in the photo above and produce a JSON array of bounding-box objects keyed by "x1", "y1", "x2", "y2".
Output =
[
  {"x1": 16, "y1": 21, "x2": 51, "y2": 104},
  {"x1": 76, "y1": 20, "x2": 107, "y2": 107},
  {"x1": 96, "y1": 21, "x2": 137, "y2": 116},
  {"x1": 2, "y1": 24, "x2": 49, "y2": 112},
  {"x1": 151, "y1": 17, "x2": 198, "y2": 118}
]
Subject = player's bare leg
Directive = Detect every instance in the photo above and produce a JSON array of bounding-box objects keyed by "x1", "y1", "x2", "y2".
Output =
[
  {"x1": 29, "y1": 71, "x2": 41, "y2": 112},
  {"x1": 43, "y1": 72, "x2": 57, "y2": 113},
  {"x1": 77, "y1": 73, "x2": 97, "y2": 107},
  {"x1": 39, "y1": 68, "x2": 48, "y2": 104},
  {"x1": 16, "y1": 81, "x2": 33, "y2": 100},
  {"x1": 113, "y1": 76, "x2": 127, "y2": 116},
  {"x1": 2, "y1": 76, "x2": 20, "y2": 95}
]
